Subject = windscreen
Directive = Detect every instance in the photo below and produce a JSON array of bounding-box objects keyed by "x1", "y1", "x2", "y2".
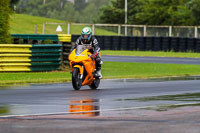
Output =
[{"x1": 75, "y1": 45, "x2": 87, "y2": 55}]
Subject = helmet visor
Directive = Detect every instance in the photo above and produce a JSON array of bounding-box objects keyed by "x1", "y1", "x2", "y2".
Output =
[{"x1": 83, "y1": 34, "x2": 89, "y2": 39}]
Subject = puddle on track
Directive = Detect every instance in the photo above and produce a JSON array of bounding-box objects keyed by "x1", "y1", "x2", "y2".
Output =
[{"x1": 111, "y1": 76, "x2": 200, "y2": 83}]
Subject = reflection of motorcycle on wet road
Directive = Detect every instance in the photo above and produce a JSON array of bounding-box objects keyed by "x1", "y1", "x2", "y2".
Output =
[
  {"x1": 68, "y1": 45, "x2": 101, "y2": 90},
  {"x1": 68, "y1": 99, "x2": 100, "y2": 117}
]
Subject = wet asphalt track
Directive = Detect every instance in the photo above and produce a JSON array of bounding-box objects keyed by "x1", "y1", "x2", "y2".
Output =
[
  {"x1": 1, "y1": 78, "x2": 200, "y2": 116},
  {"x1": 1, "y1": 56, "x2": 200, "y2": 133},
  {"x1": 1, "y1": 78, "x2": 200, "y2": 133},
  {"x1": 102, "y1": 55, "x2": 200, "y2": 65}
]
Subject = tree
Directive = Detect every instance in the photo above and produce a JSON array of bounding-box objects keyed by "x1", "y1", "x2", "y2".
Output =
[
  {"x1": 79, "y1": 0, "x2": 110, "y2": 23},
  {"x1": 17, "y1": 0, "x2": 64, "y2": 17},
  {"x1": 79, "y1": 3, "x2": 97, "y2": 23},
  {"x1": 99, "y1": 0, "x2": 125, "y2": 24},
  {"x1": 17, "y1": 0, "x2": 110, "y2": 23},
  {"x1": 99, "y1": 0, "x2": 143, "y2": 24},
  {"x1": 10, "y1": 0, "x2": 20, "y2": 10},
  {"x1": 99, "y1": 0, "x2": 197, "y2": 26},
  {"x1": 0, "y1": 0, "x2": 11, "y2": 44},
  {"x1": 187, "y1": 0, "x2": 200, "y2": 25},
  {"x1": 74, "y1": 0, "x2": 88, "y2": 12},
  {"x1": 135, "y1": 0, "x2": 194, "y2": 25}
]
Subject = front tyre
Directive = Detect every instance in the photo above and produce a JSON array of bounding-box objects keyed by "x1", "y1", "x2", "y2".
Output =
[
  {"x1": 72, "y1": 68, "x2": 82, "y2": 90},
  {"x1": 90, "y1": 78, "x2": 100, "y2": 90}
]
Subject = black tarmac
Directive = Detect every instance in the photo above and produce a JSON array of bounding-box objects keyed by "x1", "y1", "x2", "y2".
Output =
[{"x1": 102, "y1": 55, "x2": 200, "y2": 65}]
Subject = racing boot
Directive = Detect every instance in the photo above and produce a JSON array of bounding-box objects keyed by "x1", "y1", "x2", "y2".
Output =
[
  {"x1": 96, "y1": 58, "x2": 103, "y2": 79},
  {"x1": 96, "y1": 68, "x2": 102, "y2": 79}
]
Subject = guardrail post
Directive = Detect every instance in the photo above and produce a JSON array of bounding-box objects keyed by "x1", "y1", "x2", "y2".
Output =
[
  {"x1": 118, "y1": 25, "x2": 121, "y2": 35},
  {"x1": 34, "y1": 24, "x2": 37, "y2": 34},
  {"x1": 67, "y1": 23, "x2": 70, "y2": 34},
  {"x1": 43, "y1": 23, "x2": 46, "y2": 34},
  {"x1": 195, "y1": 26, "x2": 198, "y2": 38},
  {"x1": 125, "y1": 25, "x2": 127, "y2": 36},
  {"x1": 169, "y1": 26, "x2": 172, "y2": 37},
  {"x1": 143, "y1": 25, "x2": 147, "y2": 37},
  {"x1": 92, "y1": 24, "x2": 95, "y2": 35}
]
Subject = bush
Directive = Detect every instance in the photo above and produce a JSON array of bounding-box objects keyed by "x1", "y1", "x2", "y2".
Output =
[{"x1": 0, "y1": 0, "x2": 11, "y2": 44}]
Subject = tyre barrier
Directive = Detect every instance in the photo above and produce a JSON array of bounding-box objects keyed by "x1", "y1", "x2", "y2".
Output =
[
  {"x1": 72, "y1": 35, "x2": 200, "y2": 52},
  {"x1": 0, "y1": 44, "x2": 62, "y2": 72},
  {"x1": 11, "y1": 34, "x2": 200, "y2": 52}
]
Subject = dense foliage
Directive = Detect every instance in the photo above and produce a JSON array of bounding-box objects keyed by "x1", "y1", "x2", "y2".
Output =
[
  {"x1": 16, "y1": 0, "x2": 200, "y2": 25},
  {"x1": 100, "y1": 0, "x2": 200, "y2": 26},
  {"x1": 99, "y1": 0, "x2": 143, "y2": 24},
  {"x1": 17, "y1": 0, "x2": 109, "y2": 23},
  {"x1": 0, "y1": 0, "x2": 11, "y2": 44},
  {"x1": 10, "y1": 0, "x2": 20, "y2": 10}
]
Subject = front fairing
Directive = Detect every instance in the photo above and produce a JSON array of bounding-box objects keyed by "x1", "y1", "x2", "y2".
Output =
[{"x1": 68, "y1": 45, "x2": 91, "y2": 62}]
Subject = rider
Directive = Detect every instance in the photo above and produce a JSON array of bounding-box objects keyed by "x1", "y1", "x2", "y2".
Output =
[{"x1": 70, "y1": 27, "x2": 103, "y2": 78}]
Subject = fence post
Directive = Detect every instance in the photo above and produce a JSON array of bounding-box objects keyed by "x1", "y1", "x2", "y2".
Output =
[
  {"x1": 92, "y1": 24, "x2": 95, "y2": 35},
  {"x1": 34, "y1": 24, "x2": 37, "y2": 34},
  {"x1": 118, "y1": 25, "x2": 121, "y2": 35},
  {"x1": 125, "y1": 25, "x2": 127, "y2": 36},
  {"x1": 144, "y1": 25, "x2": 147, "y2": 37},
  {"x1": 67, "y1": 23, "x2": 70, "y2": 34},
  {"x1": 43, "y1": 23, "x2": 45, "y2": 34},
  {"x1": 169, "y1": 26, "x2": 172, "y2": 37},
  {"x1": 195, "y1": 26, "x2": 198, "y2": 38}
]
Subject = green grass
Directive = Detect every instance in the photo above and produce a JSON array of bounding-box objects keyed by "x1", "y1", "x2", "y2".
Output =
[
  {"x1": 0, "y1": 106, "x2": 9, "y2": 114},
  {"x1": 102, "y1": 61, "x2": 200, "y2": 79},
  {"x1": 10, "y1": 14, "x2": 118, "y2": 35},
  {"x1": 1, "y1": 62, "x2": 200, "y2": 85},
  {"x1": 10, "y1": 14, "x2": 65, "y2": 34},
  {"x1": 101, "y1": 50, "x2": 200, "y2": 58},
  {"x1": 71, "y1": 25, "x2": 118, "y2": 35},
  {"x1": 0, "y1": 72, "x2": 71, "y2": 84}
]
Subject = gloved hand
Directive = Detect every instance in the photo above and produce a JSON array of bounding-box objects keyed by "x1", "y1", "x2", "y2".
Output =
[{"x1": 90, "y1": 53, "x2": 97, "y2": 60}]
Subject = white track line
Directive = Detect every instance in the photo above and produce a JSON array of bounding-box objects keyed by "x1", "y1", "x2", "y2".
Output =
[{"x1": 0, "y1": 102, "x2": 199, "y2": 118}]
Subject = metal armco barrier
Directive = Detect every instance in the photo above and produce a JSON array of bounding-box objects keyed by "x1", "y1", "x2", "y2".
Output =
[
  {"x1": 0, "y1": 44, "x2": 62, "y2": 72},
  {"x1": 72, "y1": 35, "x2": 200, "y2": 52}
]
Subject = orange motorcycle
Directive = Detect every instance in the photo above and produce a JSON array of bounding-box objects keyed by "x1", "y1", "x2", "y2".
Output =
[{"x1": 68, "y1": 45, "x2": 101, "y2": 90}]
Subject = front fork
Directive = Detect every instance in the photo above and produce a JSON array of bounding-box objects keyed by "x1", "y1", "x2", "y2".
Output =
[{"x1": 73, "y1": 65, "x2": 84, "y2": 80}]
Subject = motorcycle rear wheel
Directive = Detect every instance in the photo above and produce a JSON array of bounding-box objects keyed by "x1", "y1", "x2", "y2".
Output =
[
  {"x1": 90, "y1": 78, "x2": 100, "y2": 90},
  {"x1": 72, "y1": 68, "x2": 82, "y2": 90}
]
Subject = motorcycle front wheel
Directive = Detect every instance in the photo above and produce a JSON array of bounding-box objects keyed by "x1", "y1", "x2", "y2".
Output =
[{"x1": 72, "y1": 68, "x2": 82, "y2": 90}]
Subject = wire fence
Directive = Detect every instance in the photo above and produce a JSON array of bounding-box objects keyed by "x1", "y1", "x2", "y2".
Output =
[{"x1": 42, "y1": 23, "x2": 200, "y2": 38}]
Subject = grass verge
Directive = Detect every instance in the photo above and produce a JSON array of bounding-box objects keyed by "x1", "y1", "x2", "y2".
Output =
[
  {"x1": 0, "y1": 72, "x2": 71, "y2": 85},
  {"x1": 1, "y1": 61, "x2": 200, "y2": 85},
  {"x1": 101, "y1": 50, "x2": 200, "y2": 58},
  {"x1": 10, "y1": 14, "x2": 117, "y2": 35}
]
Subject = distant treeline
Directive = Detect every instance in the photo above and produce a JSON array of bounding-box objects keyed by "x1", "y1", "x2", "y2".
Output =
[
  {"x1": 15, "y1": 0, "x2": 200, "y2": 26},
  {"x1": 16, "y1": 0, "x2": 109, "y2": 23},
  {"x1": 100, "y1": 0, "x2": 200, "y2": 26}
]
